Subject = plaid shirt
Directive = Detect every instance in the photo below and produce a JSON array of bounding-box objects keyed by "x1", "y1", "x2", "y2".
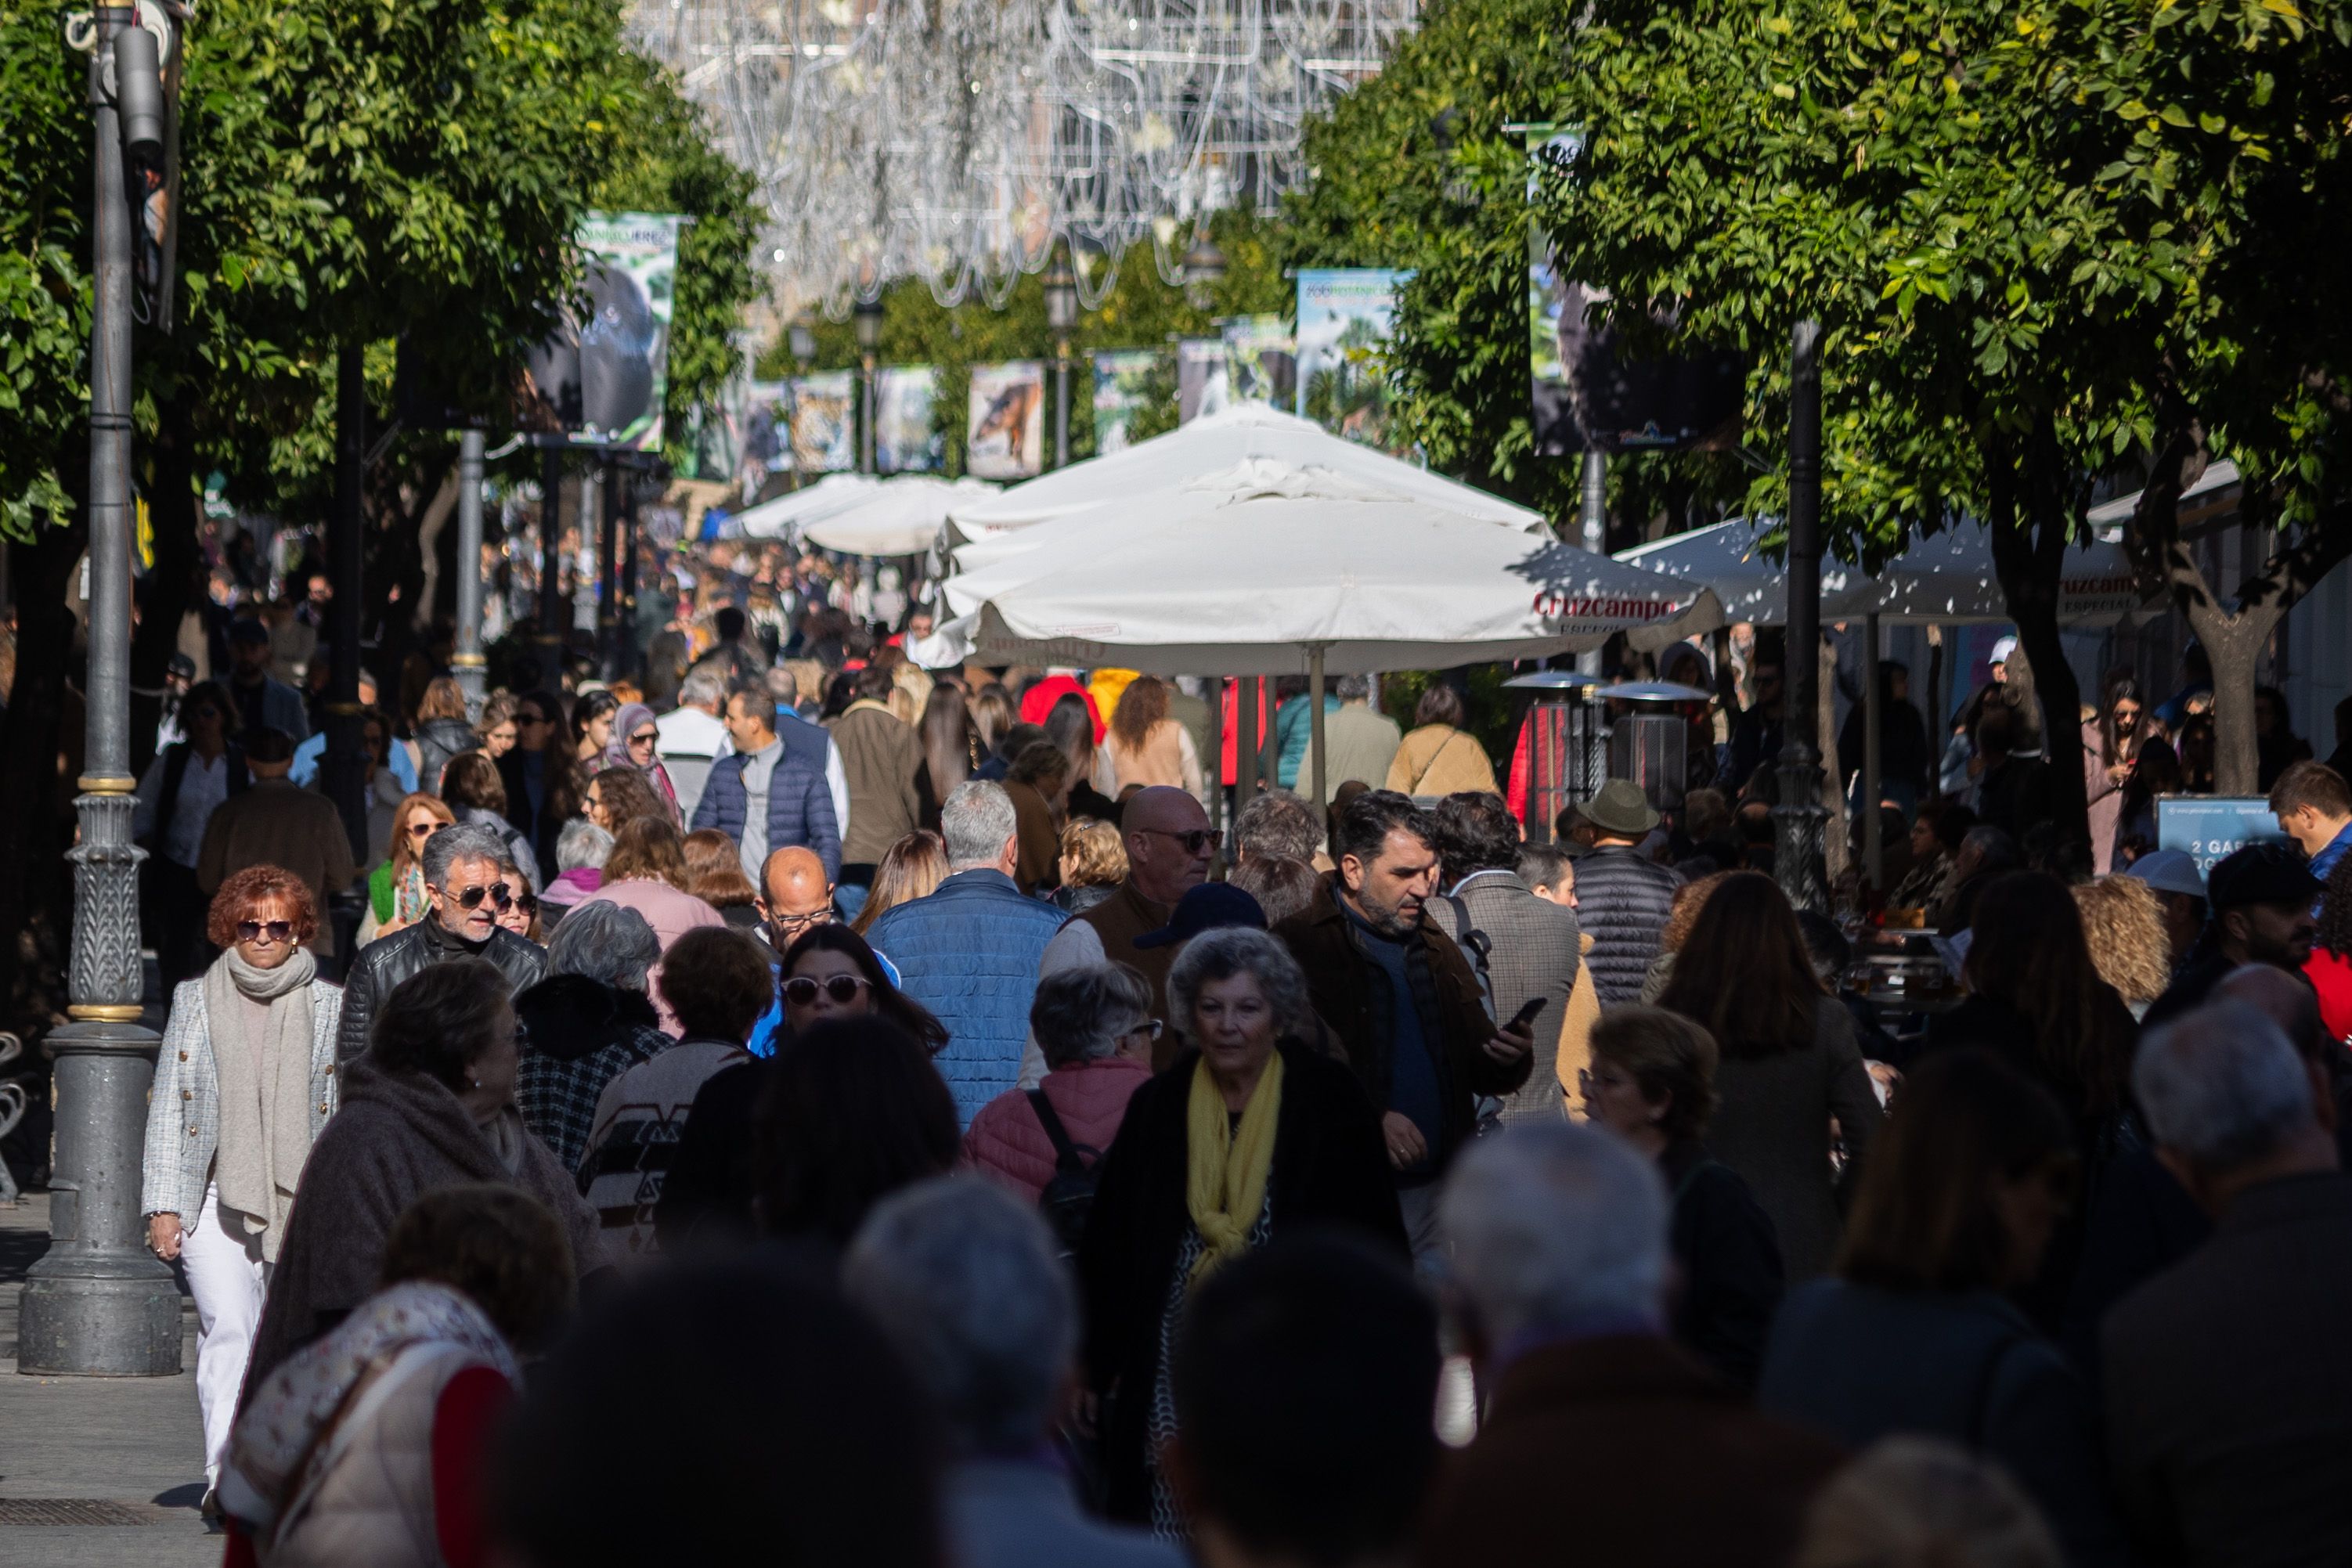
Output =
[{"x1": 518, "y1": 1024, "x2": 671, "y2": 1177}]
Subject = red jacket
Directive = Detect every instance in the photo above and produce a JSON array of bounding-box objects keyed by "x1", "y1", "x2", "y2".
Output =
[
  {"x1": 1017, "y1": 675, "x2": 1104, "y2": 742},
  {"x1": 961, "y1": 1057, "x2": 1153, "y2": 1201},
  {"x1": 2307, "y1": 948, "x2": 2352, "y2": 1045}
]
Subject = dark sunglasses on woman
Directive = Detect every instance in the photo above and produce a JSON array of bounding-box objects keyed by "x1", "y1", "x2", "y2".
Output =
[
  {"x1": 235, "y1": 920, "x2": 294, "y2": 943},
  {"x1": 782, "y1": 975, "x2": 871, "y2": 1006}
]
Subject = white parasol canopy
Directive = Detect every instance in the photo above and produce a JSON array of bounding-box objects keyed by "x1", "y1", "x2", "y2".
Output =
[
  {"x1": 942, "y1": 401, "x2": 1545, "y2": 542},
  {"x1": 1616, "y1": 519, "x2": 2152, "y2": 626},
  {"x1": 730, "y1": 474, "x2": 881, "y2": 540},
  {"x1": 799, "y1": 475, "x2": 1001, "y2": 557},
  {"x1": 947, "y1": 461, "x2": 1716, "y2": 676}
]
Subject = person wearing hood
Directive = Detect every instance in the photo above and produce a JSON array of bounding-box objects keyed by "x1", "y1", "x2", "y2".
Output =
[
  {"x1": 595, "y1": 701, "x2": 684, "y2": 827},
  {"x1": 142, "y1": 867, "x2": 345, "y2": 1501},
  {"x1": 514, "y1": 903, "x2": 673, "y2": 1172},
  {"x1": 241, "y1": 957, "x2": 604, "y2": 1402}
]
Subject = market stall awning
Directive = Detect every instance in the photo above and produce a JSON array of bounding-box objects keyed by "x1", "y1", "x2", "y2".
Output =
[{"x1": 800, "y1": 476, "x2": 1001, "y2": 557}]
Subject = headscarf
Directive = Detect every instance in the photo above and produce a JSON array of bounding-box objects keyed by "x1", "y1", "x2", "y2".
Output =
[
  {"x1": 219, "y1": 1281, "x2": 517, "y2": 1537},
  {"x1": 203, "y1": 946, "x2": 319, "y2": 1263},
  {"x1": 1183, "y1": 1048, "x2": 1286, "y2": 1288},
  {"x1": 601, "y1": 701, "x2": 683, "y2": 824}
]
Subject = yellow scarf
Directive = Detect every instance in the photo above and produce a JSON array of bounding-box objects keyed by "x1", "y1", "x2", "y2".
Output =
[{"x1": 1185, "y1": 1049, "x2": 1286, "y2": 1289}]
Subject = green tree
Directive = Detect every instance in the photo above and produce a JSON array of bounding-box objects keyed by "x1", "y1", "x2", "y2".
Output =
[{"x1": 1535, "y1": 0, "x2": 2352, "y2": 818}]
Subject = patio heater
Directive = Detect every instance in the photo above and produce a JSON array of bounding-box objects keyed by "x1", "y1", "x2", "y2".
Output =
[{"x1": 1503, "y1": 671, "x2": 1607, "y2": 844}]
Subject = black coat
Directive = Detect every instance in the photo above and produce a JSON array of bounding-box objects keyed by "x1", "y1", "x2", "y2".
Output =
[
  {"x1": 1662, "y1": 1140, "x2": 1785, "y2": 1390},
  {"x1": 1572, "y1": 846, "x2": 1683, "y2": 1005},
  {"x1": 653, "y1": 1058, "x2": 766, "y2": 1251},
  {"x1": 1077, "y1": 1042, "x2": 1406, "y2": 1522},
  {"x1": 334, "y1": 917, "x2": 547, "y2": 1065}
]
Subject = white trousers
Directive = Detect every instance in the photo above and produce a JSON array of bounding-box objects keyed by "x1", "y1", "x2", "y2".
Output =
[{"x1": 182, "y1": 1181, "x2": 268, "y2": 1486}]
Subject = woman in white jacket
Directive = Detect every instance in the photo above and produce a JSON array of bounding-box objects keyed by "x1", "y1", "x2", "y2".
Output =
[{"x1": 141, "y1": 865, "x2": 342, "y2": 1499}]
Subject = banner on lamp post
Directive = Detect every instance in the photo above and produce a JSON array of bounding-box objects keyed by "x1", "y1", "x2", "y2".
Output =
[
  {"x1": 572, "y1": 211, "x2": 682, "y2": 451},
  {"x1": 788, "y1": 372, "x2": 857, "y2": 473},
  {"x1": 876, "y1": 366, "x2": 944, "y2": 473},
  {"x1": 966, "y1": 361, "x2": 1046, "y2": 479},
  {"x1": 1295, "y1": 268, "x2": 1411, "y2": 449},
  {"x1": 1091, "y1": 350, "x2": 1162, "y2": 454}
]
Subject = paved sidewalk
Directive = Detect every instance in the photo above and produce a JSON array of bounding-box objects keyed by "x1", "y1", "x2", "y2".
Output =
[{"x1": 1, "y1": 1194, "x2": 218, "y2": 1567}]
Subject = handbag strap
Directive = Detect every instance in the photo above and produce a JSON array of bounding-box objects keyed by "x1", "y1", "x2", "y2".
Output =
[
  {"x1": 270, "y1": 1339, "x2": 470, "y2": 1548},
  {"x1": 1409, "y1": 729, "x2": 1470, "y2": 796},
  {"x1": 1026, "y1": 1088, "x2": 1096, "y2": 1174}
]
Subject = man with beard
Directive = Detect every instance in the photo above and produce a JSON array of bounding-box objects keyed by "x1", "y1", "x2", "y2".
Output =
[
  {"x1": 2143, "y1": 843, "x2": 2321, "y2": 1031},
  {"x1": 1275, "y1": 790, "x2": 1534, "y2": 1266}
]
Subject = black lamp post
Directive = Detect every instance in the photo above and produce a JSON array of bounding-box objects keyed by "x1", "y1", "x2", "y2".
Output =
[
  {"x1": 1773, "y1": 318, "x2": 1831, "y2": 914},
  {"x1": 1044, "y1": 248, "x2": 1077, "y2": 469},
  {"x1": 853, "y1": 296, "x2": 884, "y2": 474},
  {"x1": 788, "y1": 311, "x2": 817, "y2": 367}
]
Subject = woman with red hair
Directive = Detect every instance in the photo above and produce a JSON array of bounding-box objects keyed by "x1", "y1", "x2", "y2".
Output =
[{"x1": 140, "y1": 864, "x2": 344, "y2": 1510}]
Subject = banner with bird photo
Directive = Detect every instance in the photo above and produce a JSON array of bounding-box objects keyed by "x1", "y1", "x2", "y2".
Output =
[
  {"x1": 1295, "y1": 268, "x2": 1410, "y2": 450},
  {"x1": 966, "y1": 361, "x2": 1046, "y2": 479}
]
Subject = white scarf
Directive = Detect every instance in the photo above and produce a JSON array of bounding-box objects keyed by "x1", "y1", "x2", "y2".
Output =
[{"x1": 203, "y1": 946, "x2": 318, "y2": 1263}]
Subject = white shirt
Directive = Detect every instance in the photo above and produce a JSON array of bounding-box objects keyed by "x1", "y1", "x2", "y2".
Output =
[
  {"x1": 735, "y1": 737, "x2": 786, "y2": 881},
  {"x1": 657, "y1": 705, "x2": 728, "y2": 759},
  {"x1": 132, "y1": 747, "x2": 236, "y2": 869}
]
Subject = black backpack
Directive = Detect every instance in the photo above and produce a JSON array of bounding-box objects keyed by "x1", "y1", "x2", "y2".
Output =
[{"x1": 1026, "y1": 1088, "x2": 1102, "y2": 1258}]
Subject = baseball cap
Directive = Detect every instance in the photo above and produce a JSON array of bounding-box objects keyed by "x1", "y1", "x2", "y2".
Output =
[
  {"x1": 2206, "y1": 842, "x2": 2320, "y2": 911},
  {"x1": 1989, "y1": 636, "x2": 2018, "y2": 666},
  {"x1": 1134, "y1": 882, "x2": 1268, "y2": 950},
  {"x1": 2123, "y1": 849, "x2": 2206, "y2": 900},
  {"x1": 164, "y1": 653, "x2": 197, "y2": 680}
]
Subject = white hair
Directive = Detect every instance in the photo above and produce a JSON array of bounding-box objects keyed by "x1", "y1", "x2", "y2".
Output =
[
  {"x1": 2134, "y1": 1001, "x2": 2315, "y2": 1173},
  {"x1": 842, "y1": 1177, "x2": 1075, "y2": 1456},
  {"x1": 420, "y1": 821, "x2": 511, "y2": 888},
  {"x1": 1167, "y1": 926, "x2": 1310, "y2": 1043},
  {"x1": 1439, "y1": 1123, "x2": 1671, "y2": 1346},
  {"x1": 556, "y1": 818, "x2": 614, "y2": 873},
  {"x1": 544, "y1": 901, "x2": 662, "y2": 990},
  {"x1": 940, "y1": 780, "x2": 1018, "y2": 871},
  {"x1": 678, "y1": 669, "x2": 728, "y2": 710}
]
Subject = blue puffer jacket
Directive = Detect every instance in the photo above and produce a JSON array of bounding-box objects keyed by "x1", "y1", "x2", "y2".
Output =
[
  {"x1": 1574, "y1": 845, "x2": 1683, "y2": 1005},
  {"x1": 690, "y1": 746, "x2": 842, "y2": 880},
  {"x1": 867, "y1": 868, "x2": 1067, "y2": 1127}
]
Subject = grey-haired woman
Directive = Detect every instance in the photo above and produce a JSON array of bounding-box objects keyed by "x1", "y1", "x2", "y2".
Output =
[{"x1": 512, "y1": 902, "x2": 672, "y2": 1171}]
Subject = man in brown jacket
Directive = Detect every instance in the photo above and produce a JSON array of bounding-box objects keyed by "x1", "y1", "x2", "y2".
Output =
[
  {"x1": 196, "y1": 726, "x2": 356, "y2": 957},
  {"x1": 824, "y1": 664, "x2": 922, "y2": 897},
  {"x1": 1423, "y1": 1125, "x2": 1845, "y2": 1568},
  {"x1": 1275, "y1": 789, "x2": 1532, "y2": 1263}
]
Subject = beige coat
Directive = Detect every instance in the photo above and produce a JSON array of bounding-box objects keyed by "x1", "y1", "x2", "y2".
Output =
[
  {"x1": 1094, "y1": 718, "x2": 1204, "y2": 799},
  {"x1": 1385, "y1": 724, "x2": 1499, "y2": 798},
  {"x1": 195, "y1": 779, "x2": 359, "y2": 956}
]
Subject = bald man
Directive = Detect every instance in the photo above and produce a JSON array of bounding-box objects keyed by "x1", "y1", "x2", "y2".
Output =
[{"x1": 1020, "y1": 786, "x2": 1213, "y2": 1082}]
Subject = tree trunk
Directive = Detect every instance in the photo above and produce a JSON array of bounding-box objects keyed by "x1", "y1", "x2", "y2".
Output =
[
  {"x1": 1817, "y1": 632, "x2": 1847, "y2": 880},
  {"x1": 0, "y1": 512, "x2": 94, "y2": 1032},
  {"x1": 1986, "y1": 420, "x2": 2089, "y2": 849}
]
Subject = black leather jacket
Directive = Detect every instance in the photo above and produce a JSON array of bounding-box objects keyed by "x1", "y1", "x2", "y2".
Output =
[{"x1": 334, "y1": 917, "x2": 547, "y2": 1065}]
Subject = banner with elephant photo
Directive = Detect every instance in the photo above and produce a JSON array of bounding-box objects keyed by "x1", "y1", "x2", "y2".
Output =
[
  {"x1": 571, "y1": 211, "x2": 682, "y2": 452},
  {"x1": 966, "y1": 361, "x2": 1046, "y2": 479}
]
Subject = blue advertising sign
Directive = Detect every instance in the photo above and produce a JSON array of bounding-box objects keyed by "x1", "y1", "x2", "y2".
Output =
[{"x1": 2156, "y1": 795, "x2": 2290, "y2": 877}]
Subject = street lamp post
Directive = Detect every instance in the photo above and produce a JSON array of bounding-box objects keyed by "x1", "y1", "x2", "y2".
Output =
[
  {"x1": 1044, "y1": 250, "x2": 1077, "y2": 470},
  {"x1": 536, "y1": 444, "x2": 566, "y2": 681},
  {"x1": 1773, "y1": 319, "x2": 1831, "y2": 914},
  {"x1": 321, "y1": 341, "x2": 371, "y2": 870},
  {"x1": 451, "y1": 428, "x2": 488, "y2": 723},
  {"x1": 20, "y1": 2, "x2": 182, "y2": 1376},
  {"x1": 1574, "y1": 450, "x2": 1607, "y2": 676},
  {"x1": 854, "y1": 297, "x2": 884, "y2": 474},
  {"x1": 1182, "y1": 232, "x2": 1225, "y2": 314}
]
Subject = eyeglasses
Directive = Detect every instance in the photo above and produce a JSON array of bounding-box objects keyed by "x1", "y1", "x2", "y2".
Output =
[
  {"x1": 1126, "y1": 1018, "x2": 1165, "y2": 1041},
  {"x1": 769, "y1": 907, "x2": 835, "y2": 937},
  {"x1": 783, "y1": 975, "x2": 871, "y2": 1005},
  {"x1": 1142, "y1": 827, "x2": 1217, "y2": 855},
  {"x1": 627, "y1": 729, "x2": 659, "y2": 749},
  {"x1": 235, "y1": 920, "x2": 294, "y2": 943},
  {"x1": 447, "y1": 882, "x2": 514, "y2": 910}
]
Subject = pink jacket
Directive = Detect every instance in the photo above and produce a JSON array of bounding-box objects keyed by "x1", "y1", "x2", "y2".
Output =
[
  {"x1": 572, "y1": 878, "x2": 725, "y2": 1036},
  {"x1": 961, "y1": 1056, "x2": 1153, "y2": 1201}
]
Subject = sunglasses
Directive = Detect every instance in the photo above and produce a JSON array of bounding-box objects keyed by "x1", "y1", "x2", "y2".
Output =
[
  {"x1": 783, "y1": 975, "x2": 871, "y2": 1005},
  {"x1": 1144, "y1": 827, "x2": 1217, "y2": 854},
  {"x1": 627, "y1": 729, "x2": 659, "y2": 748},
  {"x1": 236, "y1": 920, "x2": 294, "y2": 943},
  {"x1": 446, "y1": 881, "x2": 514, "y2": 910},
  {"x1": 517, "y1": 712, "x2": 550, "y2": 727},
  {"x1": 503, "y1": 892, "x2": 539, "y2": 916},
  {"x1": 407, "y1": 820, "x2": 439, "y2": 839}
]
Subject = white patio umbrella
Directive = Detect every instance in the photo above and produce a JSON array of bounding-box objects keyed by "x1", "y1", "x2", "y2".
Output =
[
  {"x1": 730, "y1": 473, "x2": 880, "y2": 540},
  {"x1": 799, "y1": 475, "x2": 1001, "y2": 557},
  {"x1": 942, "y1": 401, "x2": 1545, "y2": 542}
]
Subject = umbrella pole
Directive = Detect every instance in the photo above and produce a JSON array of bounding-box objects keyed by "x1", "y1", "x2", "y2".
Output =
[
  {"x1": 1864, "y1": 612, "x2": 1883, "y2": 891},
  {"x1": 1210, "y1": 676, "x2": 1228, "y2": 871},
  {"x1": 1308, "y1": 646, "x2": 1328, "y2": 819},
  {"x1": 1239, "y1": 676, "x2": 1262, "y2": 808}
]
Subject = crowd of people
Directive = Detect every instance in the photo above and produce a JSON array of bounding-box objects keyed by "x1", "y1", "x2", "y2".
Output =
[{"x1": 119, "y1": 570, "x2": 2352, "y2": 1568}]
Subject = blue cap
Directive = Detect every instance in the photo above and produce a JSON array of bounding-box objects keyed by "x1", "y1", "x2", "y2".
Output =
[
  {"x1": 1133, "y1": 882, "x2": 1267, "y2": 949},
  {"x1": 2123, "y1": 849, "x2": 2205, "y2": 900}
]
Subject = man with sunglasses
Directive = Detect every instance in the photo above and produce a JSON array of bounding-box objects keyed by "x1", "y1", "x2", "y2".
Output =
[
  {"x1": 194, "y1": 727, "x2": 355, "y2": 959},
  {"x1": 334, "y1": 822, "x2": 547, "y2": 1065},
  {"x1": 1022, "y1": 786, "x2": 1215, "y2": 1078}
]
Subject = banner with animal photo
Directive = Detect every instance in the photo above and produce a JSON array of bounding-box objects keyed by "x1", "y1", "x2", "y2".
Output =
[
  {"x1": 788, "y1": 371, "x2": 857, "y2": 473},
  {"x1": 876, "y1": 366, "x2": 944, "y2": 474},
  {"x1": 1222, "y1": 315, "x2": 1296, "y2": 409},
  {"x1": 1524, "y1": 129, "x2": 1743, "y2": 456},
  {"x1": 1295, "y1": 268, "x2": 1410, "y2": 449},
  {"x1": 1091, "y1": 350, "x2": 1163, "y2": 454},
  {"x1": 966, "y1": 361, "x2": 1046, "y2": 479},
  {"x1": 572, "y1": 211, "x2": 682, "y2": 451}
]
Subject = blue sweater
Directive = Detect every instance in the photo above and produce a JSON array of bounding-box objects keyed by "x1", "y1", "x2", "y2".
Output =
[{"x1": 866, "y1": 869, "x2": 1066, "y2": 1126}]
